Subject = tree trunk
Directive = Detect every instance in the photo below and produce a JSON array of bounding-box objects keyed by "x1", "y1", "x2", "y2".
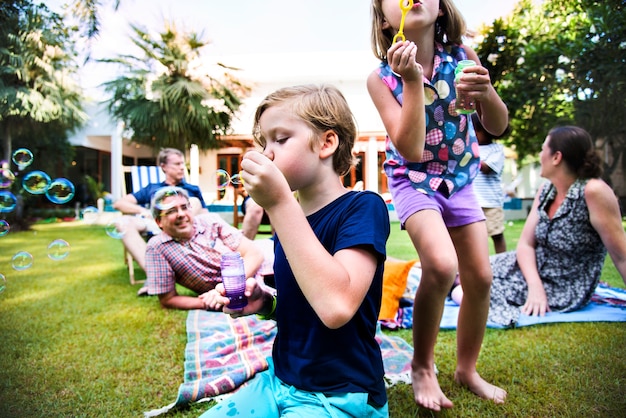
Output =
[{"x1": 2, "y1": 124, "x2": 12, "y2": 164}]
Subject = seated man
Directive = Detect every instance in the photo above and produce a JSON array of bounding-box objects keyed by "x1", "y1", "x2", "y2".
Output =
[
  {"x1": 145, "y1": 186, "x2": 267, "y2": 310},
  {"x1": 113, "y1": 148, "x2": 208, "y2": 274},
  {"x1": 241, "y1": 192, "x2": 273, "y2": 240}
]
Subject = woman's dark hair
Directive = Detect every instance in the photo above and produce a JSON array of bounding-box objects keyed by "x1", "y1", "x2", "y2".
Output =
[{"x1": 547, "y1": 126, "x2": 603, "y2": 179}]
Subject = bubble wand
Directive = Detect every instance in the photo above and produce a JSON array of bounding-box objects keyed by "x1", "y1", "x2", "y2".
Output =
[{"x1": 392, "y1": 0, "x2": 414, "y2": 43}]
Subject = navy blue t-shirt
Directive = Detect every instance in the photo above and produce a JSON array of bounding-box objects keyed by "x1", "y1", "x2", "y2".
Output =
[
  {"x1": 132, "y1": 180, "x2": 206, "y2": 208},
  {"x1": 272, "y1": 190, "x2": 390, "y2": 407}
]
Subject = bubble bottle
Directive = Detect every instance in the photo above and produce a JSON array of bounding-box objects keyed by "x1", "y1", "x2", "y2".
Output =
[
  {"x1": 220, "y1": 252, "x2": 248, "y2": 310},
  {"x1": 454, "y1": 59, "x2": 477, "y2": 114}
]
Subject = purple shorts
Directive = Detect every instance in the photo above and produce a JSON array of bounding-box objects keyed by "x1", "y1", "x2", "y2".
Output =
[{"x1": 389, "y1": 177, "x2": 485, "y2": 228}]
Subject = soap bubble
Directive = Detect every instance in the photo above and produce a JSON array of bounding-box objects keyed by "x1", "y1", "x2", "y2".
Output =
[
  {"x1": 46, "y1": 178, "x2": 75, "y2": 204},
  {"x1": 0, "y1": 168, "x2": 15, "y2": 189},
  {"x1": 0, "y1": 273, "x2": 6, "y2": 294},
  {"x1": 0, "y1": 191, "x2": 17, "y2": 213},
  {"x1": 215, "y1": 169, "x2": 243, "y2": 190},
  {"x1": 105, "y1": 217, "x2": 126, "y2": 239},
  {"x1": 215, "y1": 169, "x2": 231, "y2": 191},
  {"x1": 0, "y1": 220, "x2": 9, "y2": 236},
  {"x1": 12, "y1": 148, "x2": 34, "y2": 170},
  {"x1": 23, "y1": 170, "x2": 51, "y2": 194},
  {"x1": 47, "y1": 239, "x2": 70, "y2": 260},
  {"x1": 81, "y1": 206, "x2": 99, "y2": 224},
  {"x1": 153, "y1": 187, "x2": 181, "y2": 211},
  {"x1": 12, "y1": 251, "x2": 33, "y2": 270},
  {"x1": 230, "y1": 173, "x2": 244, "y2": 185}
]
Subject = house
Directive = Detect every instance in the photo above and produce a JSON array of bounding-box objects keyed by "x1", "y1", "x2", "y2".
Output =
[{"x1": 68, "y1": 50, "x2": 534, "y2": 220}]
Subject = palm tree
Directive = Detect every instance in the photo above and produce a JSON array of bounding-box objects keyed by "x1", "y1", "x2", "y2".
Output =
[
  {"x1": 101, "y1": 22, "x2": 249, "y2": 152},
  {"x1": 0, "y1": 0, "x2": 87, "y2": 164}
]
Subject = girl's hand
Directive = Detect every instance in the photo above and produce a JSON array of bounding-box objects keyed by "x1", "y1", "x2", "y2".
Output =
[
  {"x1": 387, "y1": 41, "x2": 423, "y2": 82},
  {"x1": 521, "y1": 284, "x2": 550, "y2": 317},
  {"x1": 455, "y1": 64, "x2": 494, "y2": 104}
]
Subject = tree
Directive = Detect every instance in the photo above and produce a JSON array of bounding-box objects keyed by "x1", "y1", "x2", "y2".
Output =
[
  {"x1": 66, "y1": 0, "x2": 121, "y2": 40},
  {"x1": 474, "y1": 0, "x2": 626, "y2": 181},
  {"x1": 101, "y1": 22, "x2": 250, "y2": 153},
  {"x1": 0, "y1": 0, "x2": 87, "y2": 165},
  {"x1": 570, "y1": 0, "x2": 626, "y2": 183}
]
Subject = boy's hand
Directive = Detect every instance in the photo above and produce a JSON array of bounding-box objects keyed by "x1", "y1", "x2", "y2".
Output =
[
  {"x1": 240, "y1": 150, "x2": 292, "y2": 211},
  {"x1": 202, "y1": 277, "x2": 269, "y2": 318}
]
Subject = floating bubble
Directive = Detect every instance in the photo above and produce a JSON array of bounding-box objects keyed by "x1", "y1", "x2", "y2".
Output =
[
  {"x1": 230, "y1": 173, "x2": 244, "y2": 185},
  {"x1": 12, "y1": 251, "x2": 33, "y2": 271},
  {"x1": 215, "y1": 169, "x2": 231, "y2": 191},
  {"x1": 12, "y1": 148, "x2": 34, "y2": 170},
  {"x1": 0, "y1": 191, "x2": 17, "y2": 213},
  {"x1": 105, "y1": 217, "x2": 127, "y2": 239},
  {"x1": 0, "y1": 168, "x2": 15, "y2": 189},
  {"x1": 23, "y1": 170, "x2": 51, "y2": 194},
  {"x1": 46, "y1": 178, "x2": 75, "y2": 204},
  {"x1": 153, "y1": 187, "x2": 181, "y2": 211},
  {"x1": 81, "y1": 206, "x2": 99, "y2": 224},
  {"x1": 0, "y1": 273, "x2": 6, "y2": 294},
  {"x1": 47, "y1": 239, "x2": 70, "y2": 260},
  {"x1": 0, "y1": 220, "x2": 9, "y2": 236}
]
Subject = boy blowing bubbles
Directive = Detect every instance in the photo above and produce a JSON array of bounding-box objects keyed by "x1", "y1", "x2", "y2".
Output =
[{"x1": 203, "y1": 84, "x2": 391, "y2": 417}]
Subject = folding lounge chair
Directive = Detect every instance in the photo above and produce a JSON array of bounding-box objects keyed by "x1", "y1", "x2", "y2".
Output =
[{"x1": 122, "y1": 166, "x2": 165, "y2": 285}]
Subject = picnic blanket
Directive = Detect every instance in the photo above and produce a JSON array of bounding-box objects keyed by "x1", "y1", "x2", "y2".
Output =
[
  {"x1": 381, "y1": 282, "x2": 626, "y2": 330},
  {"x1": 144, "y1": 310, "x2": 414, "y2": 417}
]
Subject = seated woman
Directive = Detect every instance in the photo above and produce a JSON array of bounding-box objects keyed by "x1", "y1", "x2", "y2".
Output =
[{"x1": 451, "y1": 126, "x2": 626, "y2": 326}]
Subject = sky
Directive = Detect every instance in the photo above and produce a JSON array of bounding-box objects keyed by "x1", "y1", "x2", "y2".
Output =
[{"x1": 45, "y1": 0, "x2": 522, "y2": 93}]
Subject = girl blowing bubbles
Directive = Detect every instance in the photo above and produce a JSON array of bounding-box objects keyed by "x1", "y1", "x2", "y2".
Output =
[{"x1": 367, "y1": 0, "x2": 509, "y2": 411}]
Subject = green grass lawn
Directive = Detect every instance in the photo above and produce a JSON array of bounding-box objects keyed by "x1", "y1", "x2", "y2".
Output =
[{"x1": 0, "y1": 218, "x2": 624, "y2": 417}]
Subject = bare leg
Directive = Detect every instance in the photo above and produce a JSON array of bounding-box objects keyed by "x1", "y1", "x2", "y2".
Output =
[
  {"x1": 117, "y1": 216, "x2": 148, "y2": 271},
  {"x1": 405, "y1": 211, "x2": 455, "y2": 411},
  {"x1": 492, "y1": 233, "x2": 507, "y2": 254},
  {"x1": 450, "y1": 222, "x2": 507, "y2": 404},
  {"x1": 242, "y1": 198, "x2": 265, "y2": 240}
]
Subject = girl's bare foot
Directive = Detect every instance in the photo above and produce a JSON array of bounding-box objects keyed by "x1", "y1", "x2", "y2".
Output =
[
  {"x1": 454, "y1": 370, "x2": 507, "y2": 404},
  {"x1": 412, "y1": 365, "x2": 454, "y2": 411}
]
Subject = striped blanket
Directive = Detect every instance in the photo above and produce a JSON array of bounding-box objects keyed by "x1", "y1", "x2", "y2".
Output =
[{"x1": 145, "y1": 310, "x2": 414, "y2": 417}]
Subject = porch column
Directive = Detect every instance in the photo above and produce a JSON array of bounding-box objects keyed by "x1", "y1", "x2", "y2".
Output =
[
  {"x1": 110, "y1": 121, "x2": 124, "y2": 201},
  {"x1": 366, "y1": 136, "x2": 379, "y2": 193},
  {"x1": 190, "y1": 144, "x2": 199, "y2": 185}
]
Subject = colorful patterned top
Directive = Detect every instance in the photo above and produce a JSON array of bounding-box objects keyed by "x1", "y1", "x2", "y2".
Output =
[{"x1": 376, "y1": 42, "x2": 480, "y2": 197}]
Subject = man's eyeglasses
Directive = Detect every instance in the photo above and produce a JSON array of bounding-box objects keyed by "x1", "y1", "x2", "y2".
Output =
[{"x1": 160, "y1": 204, "x2": 190, "y2": 218}]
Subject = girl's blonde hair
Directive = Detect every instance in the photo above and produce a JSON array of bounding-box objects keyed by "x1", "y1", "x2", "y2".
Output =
[
  {"x1": 370, "y1": 0, "x2": 468, "y2": 60},
  {"x1": 252, "y1": 84, "x2": 357, "y2": 176}
]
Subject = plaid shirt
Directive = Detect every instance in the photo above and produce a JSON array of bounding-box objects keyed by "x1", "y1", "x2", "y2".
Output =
[{"x1": 145, "y1": 213, "x2": 242, "y2": 295}]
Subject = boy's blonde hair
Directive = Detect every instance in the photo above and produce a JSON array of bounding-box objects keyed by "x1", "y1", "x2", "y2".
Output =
[
  {"x1": 370, "y1": 0, "x2": 468, "y2": 61},
  {"x1": 252, "y1": 84, "x2": 357, "y2": 176}
]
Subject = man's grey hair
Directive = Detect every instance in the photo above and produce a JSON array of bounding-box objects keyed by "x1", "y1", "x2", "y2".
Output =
[{"x1": 150, "y1": 186, "x2": 190, "y2": 220}]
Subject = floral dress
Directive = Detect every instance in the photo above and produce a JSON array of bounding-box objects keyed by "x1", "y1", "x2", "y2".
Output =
[{"x1": 488, "y1": 179, "x2": 607, "y2": 327}]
